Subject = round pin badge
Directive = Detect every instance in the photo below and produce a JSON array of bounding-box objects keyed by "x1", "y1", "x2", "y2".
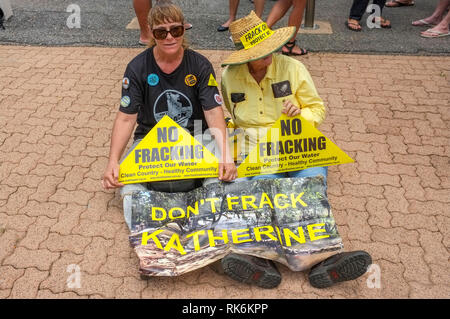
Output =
[
  {"x1": 122, "y1": 77, "x2": 130, "y2": 90},
  {"x1": 184, "y1": 74, "x2": 197, "y2": 86},
  {"x1": 214, "y1": 93, "x2": 223, "y2": 105},
  {"x1": 120, "y1": 96, "x2": 131, "y2": 107},
  {"x1": 147, "y1": 73, "x2": 159, "y2": 86}
]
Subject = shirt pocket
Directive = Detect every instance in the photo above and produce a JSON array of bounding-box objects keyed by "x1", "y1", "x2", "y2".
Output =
[{"x1": 230, "y1": 93, "x2": 247, "y2": 123}]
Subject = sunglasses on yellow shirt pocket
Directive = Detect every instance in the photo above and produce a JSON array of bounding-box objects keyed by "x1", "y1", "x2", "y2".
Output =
[{"x1": 231, "y1": 93, "x2": 246, "y2": 118}]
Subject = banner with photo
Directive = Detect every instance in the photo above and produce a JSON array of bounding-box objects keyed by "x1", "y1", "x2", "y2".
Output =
[{"x1": 129, "y1": 176, "x2": 343, "y2": 276}]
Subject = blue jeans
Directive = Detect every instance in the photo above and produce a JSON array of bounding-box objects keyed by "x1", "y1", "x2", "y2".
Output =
[{"x1": 349, "y1": 0, "x2": 386, "y2": 21}]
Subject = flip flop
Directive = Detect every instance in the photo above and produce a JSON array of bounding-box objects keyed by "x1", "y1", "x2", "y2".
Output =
[
  {"x1": 412, "y1": 19, "x2": 435, "y2": 27},
  {"x1": 346, "y1": 20, "x2": 362, "y2": 32},
  {"x1": 386, "y1": 1, "x2": 415, "y2": 7},
  {"x1": 372, "y1": 17, "x2": 392, "y2": 29},
  {"x1": 420, "y1": 29, "x2": 450, "y2": 38}
]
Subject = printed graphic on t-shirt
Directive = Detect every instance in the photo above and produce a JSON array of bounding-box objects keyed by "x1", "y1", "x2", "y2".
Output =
[{"x1": 153, "y1": 89, "x2": 193, "y2": 127}]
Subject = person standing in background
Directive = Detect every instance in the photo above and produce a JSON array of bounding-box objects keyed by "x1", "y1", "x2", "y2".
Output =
[
  {"x1": 218, "y1": 0, "x2": 266, "y2": 32},
  {"x1": 346, "y1": 0, "x2": 391, "y2": 32},
  {"x1": 133, "y1": 0, "x2": 153, "y2": 45},
  {"x1": 266, "y1": 0, "x2": 308, "y2": 56},
  {"x1": 413, "y1": 0, "x2": 450, "y2": 38}
]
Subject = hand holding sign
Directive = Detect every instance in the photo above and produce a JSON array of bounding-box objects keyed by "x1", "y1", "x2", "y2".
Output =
[
  {"x1": 218, "y1": 158, "x2": 238, "y2": 182},
  {"x1": 102, "y1": 160, "x2": 124, "y2": 189},
  {"x1": 282, "y1": 100, "x2": 302, "y2": 117}
]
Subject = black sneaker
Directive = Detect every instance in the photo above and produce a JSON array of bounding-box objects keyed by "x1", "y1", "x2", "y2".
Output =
[
  {"x1": 221, "y1": 253, "x2": 282, "y2": 289},
  {"x1": 308, "y1": 250, "x2": 372, "y2": 288}
]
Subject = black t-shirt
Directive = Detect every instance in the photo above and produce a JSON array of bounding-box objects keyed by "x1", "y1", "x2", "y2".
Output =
[{"x1": 119, "y1": 47, "x2": 222, "y2": 141}]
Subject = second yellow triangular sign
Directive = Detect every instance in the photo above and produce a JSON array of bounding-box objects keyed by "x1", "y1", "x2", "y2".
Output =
[{"x1": 237, "y1": 114, "x2": 354, "y2": 178}]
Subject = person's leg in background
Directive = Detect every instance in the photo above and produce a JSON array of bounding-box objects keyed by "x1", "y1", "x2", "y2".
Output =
[
  {"x1": 420, "y1": 2, "x2": 450, "y2": 38},
  {"x1": 254, "y1": 0, "x2": 266, "y2": 17},
  {"x1": 347, "y1": 0, "x2": 370, "y2": 31},
  {"x1": 133, "y1": 0, "x2": 152, "y2": 45},
  {"x1": 385, "y1": 0, "x2": 414, "y2": 7},
  {"x1": 266, "y1": 0, "x2": 293, "y2": 27},
  {"x1": 267, "y1": 0, "x2": 308, "y2": 55},
  {"x1": 218, "y1": 0, "x2": 240, "y2": 31},
  {"x1": 413, "y1": 0, "x2": 450, "y2": 27},
  {"x1": 372, "y1": 0, "x2": 391, "y2": 28},
  {"x1": 218, "y1": 0, "x2": 266, "y2": 31}
]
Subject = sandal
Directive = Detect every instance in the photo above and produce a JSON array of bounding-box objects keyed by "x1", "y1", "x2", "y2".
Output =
[
  {"x1": 282, "y1": 40, "x2": 308, "y2": 56},
  {"x1": 373, "y1": 17, "x2": 392, "y2": 29},
  {"x1": 346, "y1": 19, "x2": 362, "y2": 32},
  {"x1": 412, "y1": 19, "x2": 436, "y2": 27},
  {"x1": 420, "y1": 28, "x2": 450, "y2": 38},
  {"x1": 372, "y1": 17, "x2": 392, "y2": 29},
  {"x1": 385, "y1": 0, "x2": 415, "y2": 7}
]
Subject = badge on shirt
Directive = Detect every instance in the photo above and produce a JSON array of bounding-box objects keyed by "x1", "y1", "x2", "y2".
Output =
[
  {"x1": 214, "y1": 94, "x2": 223, "y2": 105},
  {"x1": 120, "y1": 96, "x2": 131, "y2": 108},
  {"x1": 185, "y1": 74, "x2": 197, "y2": 86},
  {"x1": 122, "y1": 77, "x2": 130, "y2": 90},
  {"x1": 272, "y1": 80, "x2": 292, "y2": 98},
  {"x1": 208, "y1": 74, "x2": 218, "y2": 87},
  {"x1": 148, "y1": 73, "x2": 159, "y2": 86},
  {"x1": 231, "y1": 93, "x2": 245, "y2": 103}
]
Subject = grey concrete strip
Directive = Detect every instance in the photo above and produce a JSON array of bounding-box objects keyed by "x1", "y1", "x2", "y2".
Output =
[{"x1": 0, "y1": 0, "x2": 448, "y2": 54}]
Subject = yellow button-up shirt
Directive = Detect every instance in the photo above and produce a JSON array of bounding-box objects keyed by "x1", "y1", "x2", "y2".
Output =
[{"x1": 221, "y1": 53, "x2": 326, "y2": 158}]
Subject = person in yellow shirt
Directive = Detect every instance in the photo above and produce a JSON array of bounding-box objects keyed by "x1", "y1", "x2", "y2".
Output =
[
  {"x1": 216, "y1": 11, "x2": 372, "y2": 290},
  {"x1": 221, "y1": 11, "x2": 327, "y2": 183}
]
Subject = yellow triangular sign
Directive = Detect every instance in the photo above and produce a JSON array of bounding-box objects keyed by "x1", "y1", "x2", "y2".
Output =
[
  {"x1": 208, "y1": 74, "x2": 218, "y2": 87},
  {"x1": 237, "y1": 114, "x2": 354, "y2": 178},
  {"x1": 119, "y1": 116, "x2": 219, "y2": 184}
]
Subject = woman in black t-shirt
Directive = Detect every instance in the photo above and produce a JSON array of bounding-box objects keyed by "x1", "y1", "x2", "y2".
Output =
[{"x1": 102, "y1": 2, "x2": 237, "y2": 191}]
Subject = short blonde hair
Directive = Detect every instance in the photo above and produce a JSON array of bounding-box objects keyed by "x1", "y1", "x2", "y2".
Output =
[{"x1": 148, "y1": 0, "x2": 189, "y2": 49}]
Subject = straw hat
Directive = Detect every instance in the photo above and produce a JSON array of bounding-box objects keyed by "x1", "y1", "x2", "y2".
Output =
[{"x1": 221, "y1": 11, "x2": 296, "y2": 67}]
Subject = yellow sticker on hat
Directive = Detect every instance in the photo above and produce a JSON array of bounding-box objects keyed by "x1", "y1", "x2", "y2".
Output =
[
  {"x1": 119, "y1": 116, "x2": 219, "y2": 184},
  {"x1": 208, "y1": 74, "x2": 218, "y2": 87},
  {"x1": 240, "y1": 22, "x2": 274, "y2": 50},
  {"x1": 236, "y1": 114, "x2": 354, "y2": 178}
]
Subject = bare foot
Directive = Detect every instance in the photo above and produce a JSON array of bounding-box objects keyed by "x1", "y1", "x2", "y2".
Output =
[
  {"x1": 221, "y1": 19, "x2": 233, "y2": 28},
  {"x1": 421, "y1": 25, "x2": 450, "y2": 37},
  {"x1": 386, "y1": 0, "x2": 415, "y2": 7},
  {"x1": 139, "y1": 27, "x2": 151, "y2": 45},
  {"x1": 412, "y1": 17, "x2": 442, "y2": 26}
]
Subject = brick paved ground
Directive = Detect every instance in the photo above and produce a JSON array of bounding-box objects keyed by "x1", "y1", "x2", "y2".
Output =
[{"x1": 0, "y1": 45, "x2": 449, "y2": 299}]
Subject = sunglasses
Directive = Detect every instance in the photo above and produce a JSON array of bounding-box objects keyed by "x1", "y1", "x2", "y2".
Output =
[{"x1": 152, "y1": 25, "x2": 185, "y2": 40}]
